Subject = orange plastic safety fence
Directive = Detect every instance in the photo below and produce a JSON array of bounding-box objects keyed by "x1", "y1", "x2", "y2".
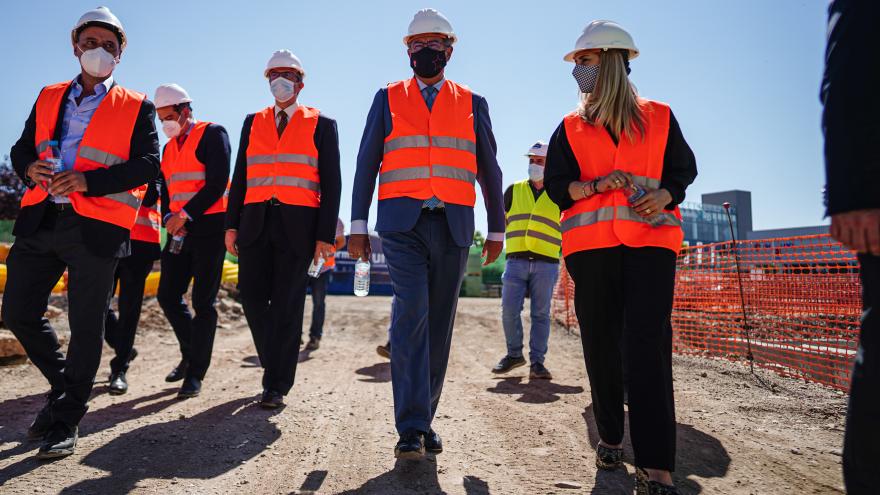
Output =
[{"x1": 552, "y1": 235, "x2": 862, "y2": 391}]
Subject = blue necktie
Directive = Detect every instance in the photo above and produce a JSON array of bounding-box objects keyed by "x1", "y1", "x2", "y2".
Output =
[{"x1": 421, "y1": 85, "x2": 443, "y2": 210}]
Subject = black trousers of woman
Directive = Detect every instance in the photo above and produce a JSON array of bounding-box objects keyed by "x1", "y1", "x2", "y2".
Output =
[{"x1": 566, "y1": 245, "x2": 677, "y2": 471}]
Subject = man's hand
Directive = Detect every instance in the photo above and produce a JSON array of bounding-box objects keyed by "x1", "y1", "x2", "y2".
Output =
[
  {"x1": 482, "y1": 240, "x2": 503, "y2": 266},
  {"x1": 166, "y1": 214, "x2": 187, "y2": 236},
  {"x1": 347, "y1": 233, "x2": 371, "y2": 261},
  {"x1": 632, "y1": 188, "x2": 673, "y2": 219},
  {"x1": 26, "y1": 160, "x2": 55, "y2": 189},
  {"x1": 47, "y1": 171, "x2": 88, "y2": 197},
  {"x1": 831, "y1": 209, "x2": 880, "y2": 255},
  {"x1": 225, "y1": 230, "x2": 239, "y2": 257},
  {"x1": 314, "y1": 240, "x2": 334, "y2": 264}
]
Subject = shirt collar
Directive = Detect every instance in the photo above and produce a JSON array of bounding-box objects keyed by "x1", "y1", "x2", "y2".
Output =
[
  {"x1": 415, "y1": 77, "x2": 445, "y2": 92},
  {"x1": 70, "y1": 74, "x2": 114, "y2": 98},
  {"x1": 274, "y1": 103, "x2": 299, "y2": 120}
]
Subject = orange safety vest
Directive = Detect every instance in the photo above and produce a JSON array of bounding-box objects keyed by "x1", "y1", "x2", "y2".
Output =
[
  {"x1": 244, "y1": 106, "x2": 321, "y2": 207},
  {"x1": 325, "y1": 246, "x2": 337, "y2": 270},
  {"x1": 560, "y1": 99, "x2": 684, "y2": 256},
  {"x1": 161, "y1": 121, "x2": 228, "y2": 215},
  {"x1": 130, "y1": 200, "x2": 160, "y2": 244},
  {"x1": 379, "y1": 78, "x2": 477, "y2": 206},
  {"x1": 23, "y1": 81, "x2": 146, "y2": 229}
]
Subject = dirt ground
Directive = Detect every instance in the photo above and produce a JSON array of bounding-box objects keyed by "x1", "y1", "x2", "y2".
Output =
[{"x1": 0, "y1": 295, "x2": 847, "y2": 494}]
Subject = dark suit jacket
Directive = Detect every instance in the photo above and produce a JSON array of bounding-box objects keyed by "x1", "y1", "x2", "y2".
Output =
[
  {"x1": 225, "y1": 111, "x2": 342, "y2": 258},
  {"x1": 822, "y1": 0, "x2": 880, "y2": 215},
  {"x1": 158, "y1": 123, "x2": 230, "y2": 236},
  {"x1": 9, "y1": 80, "x2": 161, "y2": 258}
]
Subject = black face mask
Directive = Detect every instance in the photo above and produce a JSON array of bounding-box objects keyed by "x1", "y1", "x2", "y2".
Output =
[{"x1": 409, "y1": 48, "x2": 447, "y2": 78}]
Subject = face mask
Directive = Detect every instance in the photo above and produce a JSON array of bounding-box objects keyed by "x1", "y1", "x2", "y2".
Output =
[
  {"x1": 410, "y1": 48, "x2": 447, "y2": 79},
  {"x1": 79, "y1": 47, "x2": 117, "y2": 78},
  {"x1": 572, "y1": 64, "x2": 600, "y2": 94},
  {"x1": 528, "y1": 163, "x2": 545, "y2": 182},
  {"x1": 162, "y1": 119, "x2": 182, "y2": 139},
  {"x1": 270, "y1": 77, "x2": 298, "y2": 103}
]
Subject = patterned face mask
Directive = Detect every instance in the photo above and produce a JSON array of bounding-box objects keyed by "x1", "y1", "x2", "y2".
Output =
[{"x1": 572, "y1": 64, "x2": 600, "y2": 94}]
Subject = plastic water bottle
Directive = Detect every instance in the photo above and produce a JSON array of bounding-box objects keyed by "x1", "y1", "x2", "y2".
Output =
[
  {"x1": 307, "y1": 256, "x2": 325, "y2": 278},
  {"x1": 168, "y1": 235, "x2": 185, "y2": 254},
  {"x1": 45, "y1": 140, "x2": 63, "y2": 174},
  {"x1": 353, "y1": 259, "x2": 371, "y2": 297},
  {"x1": 627, "y1": 184, "x2": 662, "y2": 227}
]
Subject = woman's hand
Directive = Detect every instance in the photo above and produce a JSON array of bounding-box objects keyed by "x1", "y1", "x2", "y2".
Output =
[
  {"x1": 631, "y1": 188, "x2": 673, "y2": 219},
  {"x1": 596, "y1": 170, "x2": 633, "y2": 193}
]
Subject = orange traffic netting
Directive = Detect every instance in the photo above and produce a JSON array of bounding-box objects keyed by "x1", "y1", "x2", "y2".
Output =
[{"x1": 552, "y1": 235, "x2": 862, "y2": 391}]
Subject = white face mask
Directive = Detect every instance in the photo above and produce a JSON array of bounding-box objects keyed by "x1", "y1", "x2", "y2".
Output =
[
  {"x1": 79, "y1": 47, "x2": 118, "y2": 78},
  {"x1": 528, "y1": 163, "x2": 545, "y2": 182},
  {"x1": 162, "y1": 119, "x2": 182, "y2": 139},
  {"x1": 270, "y1": 77, "x2": 298, "y2": 103}
]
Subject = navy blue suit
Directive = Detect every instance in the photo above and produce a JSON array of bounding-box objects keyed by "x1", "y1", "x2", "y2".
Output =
[{"x1": 351, "y1": 79, "x2": 504, "y2": 435}]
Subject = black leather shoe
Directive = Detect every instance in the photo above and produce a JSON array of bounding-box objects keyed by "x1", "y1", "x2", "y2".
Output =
[
  {"x1": 529, "y1": 362, "x2": 553, "y2": 380},
  {"x1": 177, "y1": 376, "x2": 201, "y2": 399},
  {"x1": 394, "y1": 430, "x2": 425, "y2": 460},
  {"x1": 376, "y1": 342, "x2": 391, "y2": 359},
  {"x1": 165, "y1": 360, "x2": 188, "y2": 383},
  {"x1": 260, "y1": 389, "x2": 284, "y2": 409},
  {"x1": 424, "y1": 429, "x2": 443, "y2": 453},
  {"x1": 128, "y1": 347, "x2": 138, "y2": 362},
  {"x1": 305, "y1": 337, "x2": 320, "y2": 351},
  {"x1": 492, "y1": 355, "x2": 526, "y2": 374},
  {"x1": 108, "y1": 372, "x2": 128, "y2": 395},
  {"x1": 35, "y1": 423, "x2": 78, "y2": 459},
  {"x1": 27, "y1": 400, "x2": 55, "y2": 440}
]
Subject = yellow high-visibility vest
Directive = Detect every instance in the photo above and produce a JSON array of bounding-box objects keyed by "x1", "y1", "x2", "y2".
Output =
[{"x1": 505, "y1": 180, "x2": 562, "y2": 259}]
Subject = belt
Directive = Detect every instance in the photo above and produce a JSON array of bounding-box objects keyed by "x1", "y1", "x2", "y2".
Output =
[
  {"x1": 422, "y1": 206, "x2": 446, "y2": 214},
  {"x1": 267, "y1": 198, "x2": 282, "y2": 207}
]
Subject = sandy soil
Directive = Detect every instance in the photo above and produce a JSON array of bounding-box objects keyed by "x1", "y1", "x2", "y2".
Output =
[{"x1": 0, "y1": 295, "x2": 847, "y2": 494}]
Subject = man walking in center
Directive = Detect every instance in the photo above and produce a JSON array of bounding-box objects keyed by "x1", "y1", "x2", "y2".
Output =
[
  {"x1": 3, "y1": 7, "x2": 159, "y2": 458},
  {"x1": 154, "y1": 83, "x2": 231, "y2": 399},
  {"x1": 348, "y1": 8, "x2": 505, "y2": 460},
  {"x1": 492, "y1": 141, "x2": 561, "y2": 380},
  {"x1": 226, "y1": 50, "x2": 341, "y2": 409}
]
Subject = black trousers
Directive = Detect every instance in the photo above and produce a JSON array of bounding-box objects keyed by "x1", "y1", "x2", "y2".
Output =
[
  {"x1": 1, "y1": 209, "x2": 118, "y2": 427},
  {"x1": 157, "y1": 231, "x2": 226, "y2": 380},
  {"x1": 308, "y1": 270, "x2": 330, "y2": 339},
  {"x1": 566, "y1": 245, "x2": 677, "y2": 471},
  {"x1": 844, "y1": 253, "x2": 880, "y2": 494},
  {"x1": 104, "y1": 249, "x2": 154, "y2": 374},
  {"x1": 238, "y1": 207, "x2": 311, "y2": 395}
]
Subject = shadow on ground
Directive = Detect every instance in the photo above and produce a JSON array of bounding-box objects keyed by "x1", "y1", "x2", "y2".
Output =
[
  {"x1": 486, "y1": 376, "x2": 584, "y2": 404},
  {"x1": 337, "y1": 457, "x2": 490, "y2": 495},
  {"x1": 582, "y1": 406, "x2": 731, "y2": 494},
  {"x1": 355, "y1": 362, "x2": 391, "y2": 383},
  {"x1": 55, "y1": 397, "x2": 282, "y2": 494}
]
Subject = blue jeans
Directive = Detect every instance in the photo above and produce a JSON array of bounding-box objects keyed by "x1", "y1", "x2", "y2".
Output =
[{"x1": 501, "y1": 258, "x2": 559, "y2": 364}]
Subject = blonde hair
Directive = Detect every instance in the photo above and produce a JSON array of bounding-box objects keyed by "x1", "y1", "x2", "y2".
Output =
[{"x1": 577, "y1": 49, "x2": 645, "y2": 142}]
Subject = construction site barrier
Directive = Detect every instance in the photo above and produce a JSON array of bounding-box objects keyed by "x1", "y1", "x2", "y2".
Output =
[{"x1": 552, "y1": 235, "x2": 861, "y2": 391}]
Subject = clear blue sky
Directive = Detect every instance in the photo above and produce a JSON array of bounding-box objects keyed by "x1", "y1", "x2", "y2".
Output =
[{"x1": 0, "y1": 0, "x2": 828, "y2": 233}]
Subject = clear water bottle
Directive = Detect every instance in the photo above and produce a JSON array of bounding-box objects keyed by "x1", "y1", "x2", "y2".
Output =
[
  {"x1": 627, "y1": 183, "x2": 662, "y2": 227},
  {"x1": 353, "y1": 259, "x2": 371, "y2": 297},
  {"x1": 168, "y1": 235, "x2": 185, "y2": 254},
  {"x1": 307, "y1": 256, "x2": 325, "y2": 278},
  {"x1": 45, "y1": 140, "x2": 63, "y2": 185}
]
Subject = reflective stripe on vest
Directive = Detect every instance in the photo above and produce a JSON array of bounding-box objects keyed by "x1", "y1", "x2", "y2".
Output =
[
  {"x1": 130, "y1": 203, "x2": 161, "y2": 244},
  {"x1": 161, "y1": 121, "x2": 228, "y2": 215},
  {"x1": 379, "y1": 78, "x2": 477, "y2": 206},
  {"x1": 505, "y1": 180, "x2": 562, "y2": 259},
  {"x1": 244, "y1": 106, "x2": 321, "y2": 207},
  {"x1": 23, "y1": 81, "x2": 146, "y2": 230},
  {"x1": 559, "y1": 99, "x2": 685, "y2": 256}
]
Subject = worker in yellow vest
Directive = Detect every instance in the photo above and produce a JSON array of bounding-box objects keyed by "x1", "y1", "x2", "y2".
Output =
[{"x1": 492, "y1": 141, "x2": 561, "y2": 380}]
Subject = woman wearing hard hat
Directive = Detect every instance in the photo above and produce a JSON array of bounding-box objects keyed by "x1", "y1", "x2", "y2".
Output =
[{"x1": 544, "y1": 20, "x2": 697, "y2": 495}]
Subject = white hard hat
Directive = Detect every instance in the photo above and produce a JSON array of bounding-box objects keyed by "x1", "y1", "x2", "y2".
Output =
[
  {"x1": 563, "y1": 20, "x2": 638, "y2": 62},
  {"x1": 71, "y1": 6, "x2": 126, "y2": 49},
  {"x1": 404, "y1": 8, "x2": 457, "y2": 45},
  {"x1": 525, "y1": 141, "x2": 548, "y2": 158},
  {"x1": 264, "y1": 49, "x2": 305, "y2": 79},
  {"x1": 154, "y1": 84, "x2": 192, "y2": 109}
]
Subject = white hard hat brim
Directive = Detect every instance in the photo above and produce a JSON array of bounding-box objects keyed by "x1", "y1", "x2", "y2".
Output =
[
  {"x1": 563, "y1": 47, "x2": 639, "y2": 62},
  {"x1": 403, "y1": 33, "x2": 457, "y2": 46}
]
